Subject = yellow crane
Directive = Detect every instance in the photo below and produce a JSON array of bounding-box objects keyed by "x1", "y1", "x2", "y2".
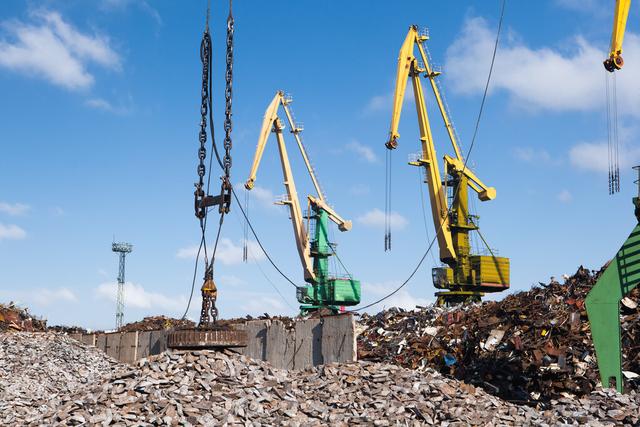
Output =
[
  {"x1": 605, "y1": 0, "x2": 631, "y2": 72},
  {"x1": 245, "y1": 91, "x2": 361, "y2": 313},
  {"x1": 385, "y1": 26, "x2": 509, "y2": 305}
]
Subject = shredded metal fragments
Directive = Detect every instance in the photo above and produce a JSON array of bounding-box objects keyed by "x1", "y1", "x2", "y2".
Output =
[
  {"x1": 358, "y1": 266, "x2": 640, "y2": 404},
  {"x1": 0, "y1": 332, "x2": 639, "y2": 425}
]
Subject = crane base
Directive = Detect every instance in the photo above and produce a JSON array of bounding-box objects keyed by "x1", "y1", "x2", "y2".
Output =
[{"x1": 167, "y1": 328, "x2": 247, "y2": 350}]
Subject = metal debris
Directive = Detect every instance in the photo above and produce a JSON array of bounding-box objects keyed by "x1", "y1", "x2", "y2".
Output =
[
  {"x1": 358, "y1": 266, "x2": 640, "y2": 404},
  {"x1": 0, "y1": 333, "x2": 122, "y2": 425},
  {"x1": 2, "y1": 332, "x2": 640, "y2": 425},
  {"x1": 118, "y1": 316, "x2": 196, "y2": 332},
  {"x1": 0, "y1": 303, "x2": 46, "y2": 332}
]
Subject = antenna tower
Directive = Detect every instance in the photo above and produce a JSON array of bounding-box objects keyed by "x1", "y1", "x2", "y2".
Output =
[{"x1": 112, "y1": 242, "x2": 133, "y2": 330}]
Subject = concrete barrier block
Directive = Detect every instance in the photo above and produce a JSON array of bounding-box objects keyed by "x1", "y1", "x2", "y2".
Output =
[
  {"x1": 148, "y1": 330, "x2": 168, "y2": 356},
  {"x1": 236, "y1": 320, "x2": 268, "y2": 361},
  {"x1": 119, "y1": 332, "x2": 138, "y2": 364},
  {"x1": 294, "y1": 318, "x2": 323, "y2": 369},
  {"x1": 321, "y1": 314, "x2": 355, "y2": 364},
  {"x1": 265, "y1": 320, "x2": 295, "y2": 369},
  {"x1": 81, "y1": 334, "x2": 96, "y2": 347},
  {"x1": 68, "y1": 333, "x2": 82, "y2": 342},
  {"x1": 105, "y1": 333, "x2": 121, "y2": 360},
  {"x1": 137, "y1": 331, "x2": 152, "y2": 359},
  {"x1": 95, "y1": 334, "x2": 107, "y2": 352}
]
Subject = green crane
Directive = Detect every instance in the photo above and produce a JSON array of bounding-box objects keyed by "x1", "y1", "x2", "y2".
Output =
[{"x1": 245, "y1": 91, "x2": 361, "y2": 314}]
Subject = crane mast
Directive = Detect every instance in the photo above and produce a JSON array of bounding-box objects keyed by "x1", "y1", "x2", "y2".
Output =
[
  {"x1": 604, "y1": 0, "x2": 631, "y2": 72},
  {"x1": 386, "y1": 26, "x2": 509, "y2": 306},
  {"x1": 246, "y1": 91, "x2": 361, "y2": 314}
]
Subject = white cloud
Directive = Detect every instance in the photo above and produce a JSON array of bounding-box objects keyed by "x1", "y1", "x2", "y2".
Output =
[
  {"x1": 101, "y1": 0, "x2": 163, "y2": 27},
  {"x1": 240, "y1": 295, "x2": 287, "y2": 315},
  {"x1": 0, "y1": 223, "x2": 26, "y2": 240},
  {"x1": 357, "y1": 208, "x2": 408, "y2": 230},
  {"x1": 445, "y1": 17, "x2": 640, "y2": 117},
  {"x1": 0, "y1": 10, "x2": 120, "y2": 90},
  {"x1": 512, "y1": 147, "x2": 552, "y2": 164},
  {"x1": 363, "y1": 281, "x2": 432, "y2": 311},
  {"x1": 95, "y1": 281, "x2": 186, "y2": 312},
  {"x1": 85, "y1": 97, "x2": 132, "y2": 115},
  {"x1": 569, "y1": 141, "x2": 640, "y2": 173},
  {"x1": 218, "y1": 275, "x2": 246, "y2": 288},
  {"x1": 346, "y1": 140, "x2": 378, "y2": 163},
  {"x1": 176, "y1": 238, "x2": 265, "y2": 265},
  {"x1": 32, "y1": 288, "x2": 77, "y2": 306},
  {"x1": 363, "y1": 87, "x2": 414, "y2": 114},
  {"x1": 0, "y1": 202, "x2": 29, "y2": 216},
  {"x1": 556, "y1": 189, "x2": 573, "y2": 203}
]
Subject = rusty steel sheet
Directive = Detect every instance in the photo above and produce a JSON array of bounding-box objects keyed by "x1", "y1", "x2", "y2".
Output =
[{"x1": 167, "y1": 328, "x2": 247, "y2": 349}]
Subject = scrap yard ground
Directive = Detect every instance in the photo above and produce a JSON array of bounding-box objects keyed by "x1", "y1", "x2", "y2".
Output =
[{"x1": 1, "y1": 267, "x2": 639, "y2": 425}]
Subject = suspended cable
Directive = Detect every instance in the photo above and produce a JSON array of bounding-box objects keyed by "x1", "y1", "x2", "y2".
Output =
[
  {"x1": 384, "y1": 149, "x2": 392, "y2": 251},
  {"x1": 353, "y1": 0, "x2": 506, "y2": 312},
  {"x1": 416, "y1": 166, "x2": 438, "y2": 266},
  {"x1": 231, "y1": 187, "x2": 299, "y2": 288}
]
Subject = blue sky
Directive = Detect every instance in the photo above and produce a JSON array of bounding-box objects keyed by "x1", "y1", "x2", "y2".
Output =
[{"x1": 1, "y1": 0, "x2": 640, "y2": 330}]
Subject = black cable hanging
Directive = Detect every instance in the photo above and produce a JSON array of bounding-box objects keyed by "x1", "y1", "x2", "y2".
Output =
[
  {"x1": 354, "y1": 0, "x2": 506, "y2": 312},
  {"x1": 384, "y1": 149, "x2": 392, "y2": 251}
]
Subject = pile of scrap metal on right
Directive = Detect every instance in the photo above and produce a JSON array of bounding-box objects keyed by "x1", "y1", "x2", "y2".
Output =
[{"x1": 357, "y1": 266, "x2": 640, "y2": 405}]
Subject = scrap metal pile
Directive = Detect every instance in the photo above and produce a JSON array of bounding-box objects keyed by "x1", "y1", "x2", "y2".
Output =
[
  {"x1": 118, "y1": 316, "x2": 196, "y2": 332},
  {"x1": 0, "y1": 333, "x2": 121, "y2": 425},
  {"x1": 0, "y1": 303, "x2": 46, "y2": 332},
  {"x1": 0, "y1": 333, "x2": 633, "y2": 426},
  {"x1": 358, "y1": 266, "x2": 640, "y2": 404}
]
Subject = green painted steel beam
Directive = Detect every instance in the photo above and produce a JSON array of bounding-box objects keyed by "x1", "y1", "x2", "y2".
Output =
[{"x1": 586, "y1": 211, "x2": 640, "y2": 393}]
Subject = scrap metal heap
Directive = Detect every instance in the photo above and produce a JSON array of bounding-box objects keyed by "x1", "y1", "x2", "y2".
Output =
[{"x1": 358, "y1": 266, "x2": 640, "y2": 404}]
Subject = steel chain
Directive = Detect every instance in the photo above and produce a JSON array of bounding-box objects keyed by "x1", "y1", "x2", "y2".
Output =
[
  {"x1": 219, "y1": 9, "x2": 234, "y2": 213},
  {"x1": 195, "y1": 33, "x2": 211, "y2": 220}
]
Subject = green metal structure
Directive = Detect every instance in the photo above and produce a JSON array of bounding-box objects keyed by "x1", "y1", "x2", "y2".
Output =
[
  {"x1": 586, "y1": 167, "x2": 640, "y2": 392},
  {"x1": 297, "y1": 207, "x2": 361, "y2": 314}
]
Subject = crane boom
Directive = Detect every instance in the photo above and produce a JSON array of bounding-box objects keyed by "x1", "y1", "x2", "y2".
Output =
[
  {"x1": 245, "y1": 91, "x2": 361, "y2": 313},
  {"x1": 605, "y1": 0, "x2": 631, "y2": 72},
  {"x1": 385, "y1": 26, "x2": 508, "y2": 305},
  {"x1": 245, "y1": 92, "x2": 314, "y2": 281}
]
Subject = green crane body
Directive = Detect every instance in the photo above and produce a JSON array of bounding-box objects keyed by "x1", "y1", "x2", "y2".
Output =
[
  {"x1": 297, "y1": 206, "x2": 361, "y2": 315},
  {"x1": 586, "y1": 188, "x2": 640, "y2": 393}
]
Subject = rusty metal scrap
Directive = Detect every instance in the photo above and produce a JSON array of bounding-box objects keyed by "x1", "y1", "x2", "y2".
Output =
[
  {"x1": 118, "y1": 315, "x2": 196, "y2": 332},
  {"x1": 357, "y1": 266, "x2": 640, "y2": 405},
  {"x1": 0, "y1": 303, "x2": 46, "y2": 332}
]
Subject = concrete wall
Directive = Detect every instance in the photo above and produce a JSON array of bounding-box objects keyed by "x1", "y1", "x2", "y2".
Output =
[{"x1": 72, "y1": 314, "x2": 356, "y2": 369}]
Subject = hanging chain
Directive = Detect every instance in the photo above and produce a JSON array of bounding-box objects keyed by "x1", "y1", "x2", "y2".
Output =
[
  {"x1": 195, "y1": 32, "x2": 212, "y2": 221},
  {"x1": 198, "y1": 1, "x2": 234, "y2": 327},
  {"x1": 219, "y1": 4, "x2": 234, "y2": 214}
]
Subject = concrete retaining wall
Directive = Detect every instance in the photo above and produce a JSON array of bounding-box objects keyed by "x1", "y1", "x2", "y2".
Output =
[{"x1": 72, "y1": 314, "x2": 355, "y2": 369}]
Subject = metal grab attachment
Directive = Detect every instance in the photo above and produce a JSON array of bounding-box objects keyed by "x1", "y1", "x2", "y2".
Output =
[{"x1": 586, "y1": 166, "x2": 640, "y2": 393}]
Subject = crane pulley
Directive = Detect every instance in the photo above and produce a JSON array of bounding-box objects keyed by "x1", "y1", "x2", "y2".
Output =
[
  {"x1": 604, "y1": 0, "x2": 631, "y2": 72},
  {"x1": 385, "y1": 25, "x2": 509, "y2": 306},
  {"x1": 245, "y1": 91, "x2": 361, "y2": 314}
]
